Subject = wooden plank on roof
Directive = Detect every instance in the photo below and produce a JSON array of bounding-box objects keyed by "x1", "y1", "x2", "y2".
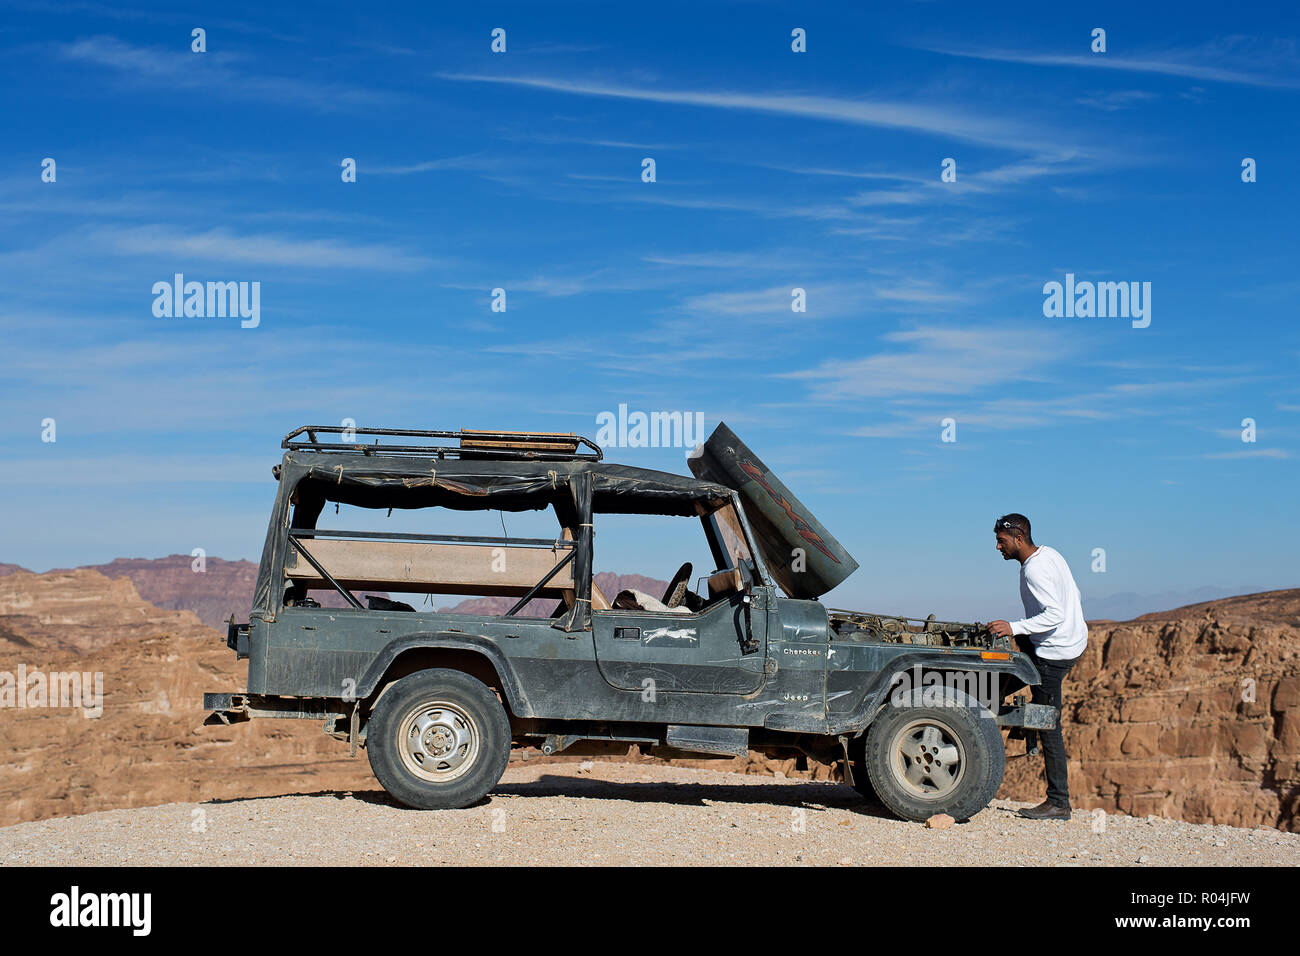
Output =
[{"x1": 459, "y1": 429, "x2": 580, "y2": 454}]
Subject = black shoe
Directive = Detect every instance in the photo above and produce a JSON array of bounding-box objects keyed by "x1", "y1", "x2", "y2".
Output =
[{"x1": 1017, "y1": 800, "x2": 1071, "y2": 821}]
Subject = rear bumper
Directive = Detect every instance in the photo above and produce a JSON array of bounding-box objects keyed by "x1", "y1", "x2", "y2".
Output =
[
  {"x1": 202, "y1": 692, "x2": 337, "y2": 726},
  {"x1": 202, "y1": 692, "x2": 246, "y2": 725}
]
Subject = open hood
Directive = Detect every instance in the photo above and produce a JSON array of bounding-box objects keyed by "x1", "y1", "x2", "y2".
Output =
[{"x1": 688, "y1": 423, "x2": 859, "y2": 599}]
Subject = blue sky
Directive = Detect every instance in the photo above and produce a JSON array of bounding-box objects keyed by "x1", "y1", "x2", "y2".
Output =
[{"x1": 1, "y1": 1, "x2": 1297, "y2": 621}]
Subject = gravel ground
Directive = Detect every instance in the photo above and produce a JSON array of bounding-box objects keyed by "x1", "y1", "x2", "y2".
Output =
[{"x1": 1, "y1": 761, "x2": 1296, "y2": 866}]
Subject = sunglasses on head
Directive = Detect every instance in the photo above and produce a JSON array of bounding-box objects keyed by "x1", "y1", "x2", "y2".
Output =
[{"x1": 994, "y1": 518, "x2": 1025, "y2": 533}]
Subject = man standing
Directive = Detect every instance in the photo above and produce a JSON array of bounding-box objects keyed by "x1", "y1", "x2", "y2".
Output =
[{"x1": 988, "y1": 513, "x2": 1088, "y2": 821}]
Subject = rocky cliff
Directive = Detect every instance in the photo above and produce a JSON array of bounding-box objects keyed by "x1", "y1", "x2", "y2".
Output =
[
  {"x1": 997, "y1": 590, "x2": 1300, "y2": 830},
  {"x1": 75, "y1": 556, "x2": 260, "y2": 629},
  {"x1": 0, "y1": 568, "x2": 374, "y2": 827},
  {"x1": 0, "y1": 568, "x2": 212, "y2": 656},
  {"x1": 74, "y1": 555, "x2": 380, "y2": 628}
]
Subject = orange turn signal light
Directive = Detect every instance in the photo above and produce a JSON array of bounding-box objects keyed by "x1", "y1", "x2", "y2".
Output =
[{"x1": 980, "y1": 651, "x2": 1011, "y2": 660}]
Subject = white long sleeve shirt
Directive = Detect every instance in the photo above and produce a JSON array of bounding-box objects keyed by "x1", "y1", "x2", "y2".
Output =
[{"x1": 1010, "y1": 545, "x2": 1088, "y2": 660}]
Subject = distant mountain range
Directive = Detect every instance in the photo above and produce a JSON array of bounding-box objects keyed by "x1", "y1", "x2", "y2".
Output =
[
  {"x1": 0, "y1": 557, "x2": 669, "y2": 628},
  {"x1": 1082, "y1": 585, "x2": 1267, "y2": 623}
]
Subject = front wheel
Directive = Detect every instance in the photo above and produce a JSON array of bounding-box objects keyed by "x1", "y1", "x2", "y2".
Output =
[
  {"x1": 859, "y1": 694, "x2": 1005, "y2": 822},
  {"x1": 366, "y1": 669, "x2": 510, "y2": 809}
]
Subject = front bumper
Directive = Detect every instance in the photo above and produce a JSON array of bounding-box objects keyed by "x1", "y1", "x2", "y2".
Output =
[{"x1": 995, "y1": 701, "x2": 1058, "y2": 730}]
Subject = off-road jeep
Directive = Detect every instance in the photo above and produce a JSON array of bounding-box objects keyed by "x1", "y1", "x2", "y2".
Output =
[{"x1": 203, "y1": 423, "x2": 1056, "y2": 821}]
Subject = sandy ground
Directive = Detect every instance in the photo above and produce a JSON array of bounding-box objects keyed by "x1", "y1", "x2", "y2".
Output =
[{"x1": 1, "y1": 761, "x2": 1296, "y2": 866}]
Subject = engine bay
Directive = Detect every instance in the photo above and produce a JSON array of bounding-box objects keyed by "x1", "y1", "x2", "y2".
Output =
[{"x1": 827, "y1": 609, "x2": 1009, "y2": 650}]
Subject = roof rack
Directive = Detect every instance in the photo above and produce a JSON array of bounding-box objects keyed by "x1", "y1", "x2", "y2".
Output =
[{"x1": 281, "y1": 425, "x2": 604, "y2": 461}]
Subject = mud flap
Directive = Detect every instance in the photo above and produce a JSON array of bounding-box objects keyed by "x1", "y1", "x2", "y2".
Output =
[{"x1": 838, "y1": 734, "x2": 855, "y2": 787}]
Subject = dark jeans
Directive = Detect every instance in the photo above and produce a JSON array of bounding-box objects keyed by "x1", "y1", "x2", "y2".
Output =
[{"x1": 1003, "y1": 636, "x2": 1080, "y2": 809}]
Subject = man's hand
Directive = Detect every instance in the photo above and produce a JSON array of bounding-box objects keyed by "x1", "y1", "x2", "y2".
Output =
[{"x1": 989, "y1": 620, "x2": 1013, "y2": 638}]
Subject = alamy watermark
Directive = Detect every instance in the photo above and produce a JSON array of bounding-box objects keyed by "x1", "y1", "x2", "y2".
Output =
[
  {"x1": 1, "y1": 665, "x2": 104, "y2": 718},
  {"x1": 1042, "y1": 273, "x2": 1150, "y2": 329},
  {"x1": 595, "y1": 404, "x2": 705, "y2": 448},
  {"x1": 152, "y1": 274, "x2": 260, "y2": 328},
  {"x1": 50, "y1": 886, "x2": 150, "y2": 936},
  {"x1": 888, "y1": 664, "x2": 1001, "y2": 714}
]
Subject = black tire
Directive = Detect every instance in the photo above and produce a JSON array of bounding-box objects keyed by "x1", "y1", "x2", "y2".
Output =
[
  {"x1": 366, "y1": 669, "x2": 510, "y2": 810},
  {"x1": 860, "y1": 689, "x2": 1005, "y2": 822}
]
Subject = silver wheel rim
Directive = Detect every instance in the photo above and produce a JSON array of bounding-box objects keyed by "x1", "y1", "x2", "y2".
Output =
[
  {"x1": 397, "y1": 700, "x2": 480, "y2": 783},
  {"x1": 889, "y1": 717, "x2": 966, "y2": 799}
]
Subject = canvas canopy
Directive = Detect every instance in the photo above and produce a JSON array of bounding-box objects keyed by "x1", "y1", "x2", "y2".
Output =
[{"x1": 251, "y1": 452, "x2": 734, "y2": 631}]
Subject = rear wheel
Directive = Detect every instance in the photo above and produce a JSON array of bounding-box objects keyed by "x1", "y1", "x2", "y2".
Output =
[
  {"x1": 860, "y1": 695, "x2": 1004, "y2": 822},
  {"x1": 366, "y1": 669, "x2": 510, "y2": 809}
]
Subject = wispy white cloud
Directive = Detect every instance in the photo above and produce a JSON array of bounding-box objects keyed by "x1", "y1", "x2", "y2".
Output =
[
  {"x1": 366, "y1": 154, "x2": 505, "y2": 176},
  {"x1": 503, "y1": 132, "x2": 676, "y2": 151},
  {"x1": 641, "y1": 249, "x2": 827, "y2": 271},
  {"x1": 0, "y1": 317, "x2": 555, "y2": 443},
  {"x1": 754, "y1": 163, "x2": 924, "y2": 183},
  {"x1": 779, "y1": 324, "x2": 1267, "y2": 443},
  {"x1": 782, "y1": 325, "x2": 1064, "y2": 400},
  {"x1": 679, "y1": 285, "x2": 815, "y2": 318},
  {"x1": 674, "y1": 277, "x2": 969, "y2": 325},
  {"x1": 615, "y1": 189, "x2": 856, "y2": 220},
  {"x1": 1201, "y1": 448, "x2": 1292, "y2": 459},
  {"x1": 544, "y1": 182, "x2": 862, "y2": 223},
  {"x1": 57, "y1": 35, "x2": 401, "y2": 111},
  {"x1": 1074, "y1": 89, "x2": 1160, "y2": 111},
  {"x1": 88, "y1": 225, "x2": 437, "y2": 271},
  {"x1": 436, "y1": 72, "x2": 1052, "y2": 150},
  {"x1": 0, "y1": 453, "x2": 271, "y2": 485},
  {"x1": 17, "y1": 1, "x2": 306, "y2": 43},
  {"x1": 523, "y1": 42, "x2": 608, "y2": 56},
  {"x1": 440, "y1": 267, "x2": 674, "y2": 298},
  {"x1": 843, "y1": 152, "x2": 1111, "y2": 208},
  {"x1": 921, "y1": 39, "x2": 1300, "y2": 89}
]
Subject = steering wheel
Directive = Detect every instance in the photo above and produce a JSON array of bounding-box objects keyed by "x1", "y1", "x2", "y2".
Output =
[{"x1": 661, "y1": 562, "x2": 693, "y2": 608}]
